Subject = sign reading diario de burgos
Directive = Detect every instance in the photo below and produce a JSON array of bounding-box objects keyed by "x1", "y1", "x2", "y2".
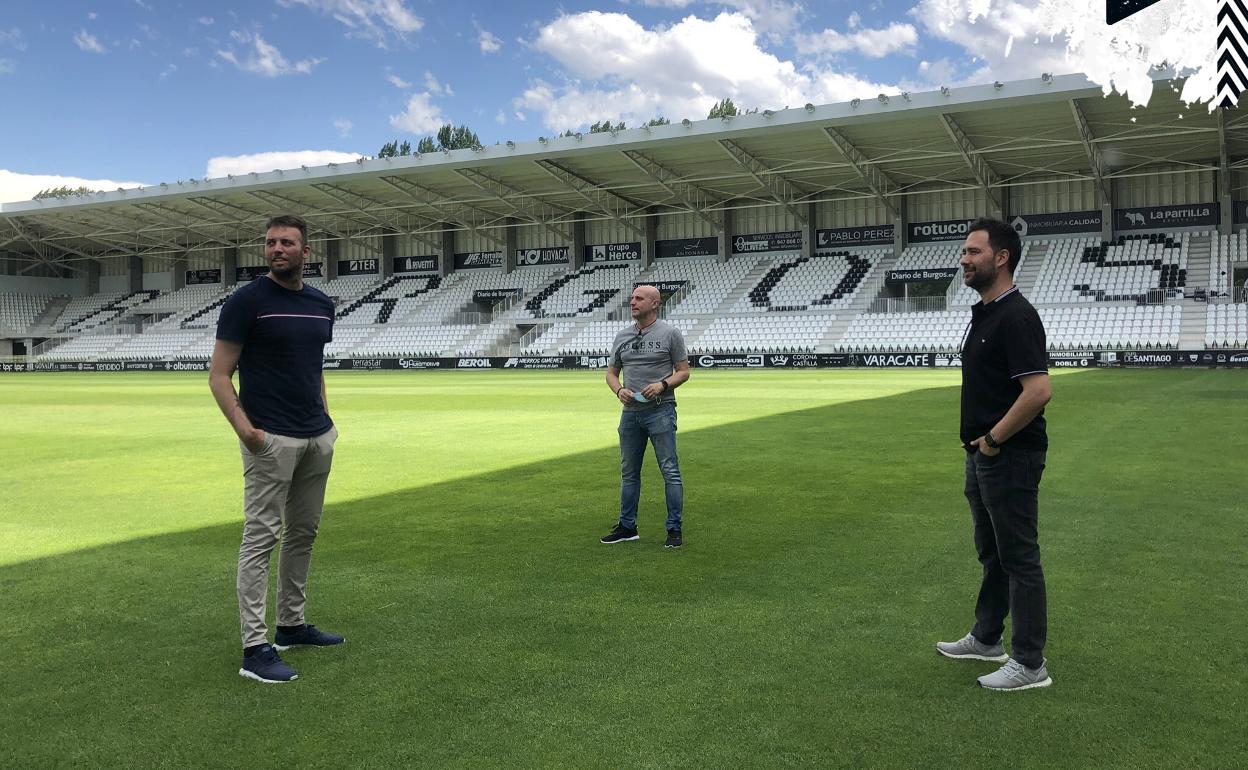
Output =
[
  {"x1": 731, "y1": 231, "x2": 803, "y2": 254},
  {"x1": 908, "y1": 219, "x2": 976, "y2": 243},
  {"x1": 585, "y1": 242, "x2": 642, "y2": 262}
]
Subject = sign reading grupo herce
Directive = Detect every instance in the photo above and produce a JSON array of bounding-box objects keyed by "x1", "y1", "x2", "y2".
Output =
[
  {"x1": 585, "y1": 242, "x2": 642, "y2": 262},
  {"x1": 731, "y1": 231, "x2": 803, "y2": 254},
  {"x1": 454, "y1": 251, "x2": 504, "y2": 269},
  {"x1": 1116, "y1": 203, "x2": 1219, "y2": 230},
  {"x1": 909, "y1": 218, "x2": 976, "y2": 243},
  {"x1": 816, "y1": 224, "x2": 895, "y2": 248},
  {"x1": 516, "y1": 247, "x2": 570, "y2": 266},
  {"x1": 1010, "y1": 211, "x2": 1103, "y2": 237}
]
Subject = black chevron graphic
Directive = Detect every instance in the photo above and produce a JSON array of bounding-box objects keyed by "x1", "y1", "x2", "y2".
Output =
[
  {"x1": 1219, "y1": 0, "x2": 1248, "y2": 107},
  {"x1": 1106, "y1": 0, "x2": 1164, "y2": 24}
]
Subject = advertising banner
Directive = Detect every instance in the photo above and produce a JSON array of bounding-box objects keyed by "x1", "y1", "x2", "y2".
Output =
[
  {"x1": 1115, "y1": 204, "x2": 1218, "y2": 231},
  {"x1": 909, "y1": 218, "x2": 975, "y2": 243},
  {"x1": 654, "y1": 237, "x2": 718, "y2": 259},
  {"x1": 585, "y1": 242, "x2": 642, "y2": 262},
  {"x1": 1010, "y1": 211, "x2": 1103, "y2": 237},
  {"x1": 454, "y1": 251, "x2": 504, "y2": 269},
  {"x1": 815, "y1": 224, "x2": 894, "y2": 248},
  {"x1": 731, "y1": 231, "x2": 803, "y2": 254},
  {"x1": 185, "y1": 269, "x2": 222, "y2": 285},
  {"x1": 516, "y1": 247, "x2": 570, "y2": 266},
  {"x1": 393, "y1": 255, "x2": 438, "y2": 274},
  {"x1": 885, "y1": 268, "x2": 959, "y2": 283}
]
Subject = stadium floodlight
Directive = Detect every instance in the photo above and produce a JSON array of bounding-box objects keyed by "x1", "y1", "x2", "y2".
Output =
[
  {"x1": 227, "y1": 174, "x2": 234, "y2": 180},
  {"x1": 1041, "y1": 72, "x2": 1053, "y2": 83},
  {"x1": 804, "y1": 103, "x2": 815, "y2": 112},
  {"x1": 994, "y1": 81, "x2": 1004, "y2": 89},
  {"x1": 681, "y1": 118, "x2": 692, "y2": 127},
  {"x1": 940, "y1": 85, "x2": 950, "y2": 96},
  {"x1": 574, "y1": 132, "x2": 583, "y2": 139},
  {"x1": 301, "y1": 165, "x2": 308, "y2": 171},
  {"x1": 901, "y1": 92, "x2": 911, "y2": 101},
  {"x1": 356, "y1": 157, "x2": 365, "y2": 164},
  {"x1": 539, "y1": 136, "x2": 548, "y2": 144},
  {"x1": 877, "y1": 94, "x2": 889, "y2": 104},
  {"x1": 850, "y1": 98, "x2": 861, "y2": 108},
  {"x1": 762, "y1": 109, "x2": 775, "y2": 117},
  {"x1": 506, "y1": 140, "x2": 516, "y2": 148}
]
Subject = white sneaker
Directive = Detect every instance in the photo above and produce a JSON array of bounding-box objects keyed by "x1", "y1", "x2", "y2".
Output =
[
  {"x1": 936, "y1": 632, "x2": 1008, "y2": 662},
  {"x1": 977, "y1": 658, "x2": 1052, "y2": 691}
]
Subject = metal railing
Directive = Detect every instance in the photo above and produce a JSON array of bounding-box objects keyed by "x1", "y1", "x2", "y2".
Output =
[{"x1": 867, "y1": 296, "x2": 948, "y2": 314}]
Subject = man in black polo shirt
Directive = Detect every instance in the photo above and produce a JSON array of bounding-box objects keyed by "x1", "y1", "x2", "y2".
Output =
[
  {"x1": 935, "y1": 217, "x2": 1054, "y2": 691},
  {"x1": 209, "y1": 213, "x2": 344, "y2": 683}
]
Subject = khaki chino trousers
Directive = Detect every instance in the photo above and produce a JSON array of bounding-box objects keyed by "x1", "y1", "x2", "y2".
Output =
[{"x1": 237, "y1": 427, "x2": 337, "y2": 648}]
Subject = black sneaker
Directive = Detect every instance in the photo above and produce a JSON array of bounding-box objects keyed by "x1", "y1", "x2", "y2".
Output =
[
  {"x1": 239, "y1": 644, "x2": 298, "y2": 683},
  {"x1": 665, "y1": 529, "x2": 682, "y2": 548},
  {"x1": 600, "y1": 524, "x2": 639, "y2": 544},
  {"x1": 274, "y1": 624, "x2": 345, "y2": 651}
]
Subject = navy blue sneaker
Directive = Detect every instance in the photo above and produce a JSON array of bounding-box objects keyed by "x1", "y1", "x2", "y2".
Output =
[
  {"x1": 274, "y1": 624, "x2": 345, "y2": 651},
  {"x1": 239, "y1": 644, "x2": 298, "y2": 683}
]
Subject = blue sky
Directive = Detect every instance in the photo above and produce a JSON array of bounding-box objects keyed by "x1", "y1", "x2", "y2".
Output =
[{"x1": 0, "y1": 0, "x2": 1211, "y2": 202}]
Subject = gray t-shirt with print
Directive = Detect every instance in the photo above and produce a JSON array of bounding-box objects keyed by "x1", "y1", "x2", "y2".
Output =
[{"x1": 611, "y1": 319, "x2": 688, "y2": 411}]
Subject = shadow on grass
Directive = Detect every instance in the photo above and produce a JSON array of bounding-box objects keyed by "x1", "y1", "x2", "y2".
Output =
[{"x1": 2, "y1": 372, "x2": 1243, "y2": 770}]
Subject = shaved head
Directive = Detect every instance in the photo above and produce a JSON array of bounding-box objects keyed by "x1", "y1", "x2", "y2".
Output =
[{"x1": 629, "y1": 283, "x2": 662, "y2": 324}]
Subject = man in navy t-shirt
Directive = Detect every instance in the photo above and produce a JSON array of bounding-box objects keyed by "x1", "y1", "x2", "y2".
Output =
[{"x1": 209, "y1": 213, "x2": 344, "y2": 683}]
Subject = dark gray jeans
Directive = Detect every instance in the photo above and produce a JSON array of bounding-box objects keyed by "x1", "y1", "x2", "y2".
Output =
[{"x1": 964, "y1": 446, "x2": 1048, "y2": 670}]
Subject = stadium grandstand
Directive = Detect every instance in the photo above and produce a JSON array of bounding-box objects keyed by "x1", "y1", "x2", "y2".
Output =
[{"x1": 3, "y1": 71, "x2": 1248, "y2": 372}]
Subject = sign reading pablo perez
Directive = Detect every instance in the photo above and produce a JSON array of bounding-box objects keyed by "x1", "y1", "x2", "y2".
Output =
[
  {"x1": 586, "y1": 242, "x2": 642, "y2": 262},
  {"x1": 731, "y1": 231, "x2": 802, "y2": 254},
  {"x1": 516, "y1": 247, "x2": 570, "y2": 266},
  {"x1": 816, "y1": 224, "x2": 894, "y2": 248},
  {"x1": 1116, "y1": 204, "x2": 1219, "y2": 230},
  {"x1": 393, "y1": 255, "x2": 438, "y2": 273}
]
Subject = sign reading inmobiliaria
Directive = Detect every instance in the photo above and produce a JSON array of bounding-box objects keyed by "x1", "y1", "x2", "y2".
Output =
[
  {"x1": 731, "y1": 231, "x2": 803, "y2": 254},
  {"x1": 1009, "y1": 211, "x2": 1103, "y2": 237}
]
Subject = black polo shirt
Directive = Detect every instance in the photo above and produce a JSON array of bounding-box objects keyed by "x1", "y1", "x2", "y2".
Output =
[{"x1": 960, "y1": 286, "x2": 1048, "y2": 450}]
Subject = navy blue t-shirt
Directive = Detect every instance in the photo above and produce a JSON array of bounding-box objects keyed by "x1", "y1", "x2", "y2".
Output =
[{"x1": 216, "y1": 276, "x2": 334, "y2": 438}]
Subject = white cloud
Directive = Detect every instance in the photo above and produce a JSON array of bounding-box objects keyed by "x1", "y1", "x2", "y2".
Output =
[
  {"x1": 478, "y1": 28, "x2": 502, "y2": 53},
  {"x1": 0, "y1": 169, "x2": 147, "y2": 205},
  {"x1": 334, "y1": 117, "x2": 353, "y2": 137},
  {"x1": 217, "y1": 31, "x2": 323, "y2": 77},
  {"x1": 386, "y1": 72, "x2": 411, "y2": 88},
  {"x1": 637, "y1": 0, "x2": 802, "y2": 36},
  {"x1": 389, "y1": 92, "x2": 447, "y2": 134},
  {"x1": 520, "y1": 11, "x2": 896, "y2": 131},
  {"x1": 87, "y1": 12, "x2": 97, "y2": 20},
  {"x1": 423, "y1": 70, "x2": 443, "y2": 94},
  {"x1": 74, "y1": 30, "x2": 106, "y2": 54},
  {"x1": 133, "y1": 0, "x2": 151, "y2": 9},
  {"x1": 911, "y1": 0, "x2": 1216, "y2": 106},
  {"x1": 795, "y1": 21, "x2": 918, "y2": 59},
  {"x1": 0, "y1": 28, "x2": 25, "y2": 51},
  {"x1": 197, "y1": 16, "x2": 215, "y2": 26},
  {"x1": 278, "y1": 0, "x2": 422, "y2": 46},
  {"x1": 494, "y1": 110, "x2": 507, "y2": 125},
  {"x1": 159, "y1": 63, "x2": 177, "y2": 80},
  {"x1": 0, "y1": 59, "x2": 13, "y2": 75},
  {"x1": 205, "y1": 150, "x2": 362, "y2": 178}
]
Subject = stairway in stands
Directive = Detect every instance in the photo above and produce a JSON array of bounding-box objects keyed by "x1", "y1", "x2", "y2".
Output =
[
  {"x1": 1015, "y1": 241, "x2": 1050, "y2": 296},
  {"x1": 818, "y1": 252, "x2": 897, "y2": 350}
]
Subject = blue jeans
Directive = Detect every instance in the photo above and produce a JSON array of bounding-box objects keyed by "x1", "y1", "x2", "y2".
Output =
[{"x1": 618, "y1": 402, "x2": 683, "y2": 531}]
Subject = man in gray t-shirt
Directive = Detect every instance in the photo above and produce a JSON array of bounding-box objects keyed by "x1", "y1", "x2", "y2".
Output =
[{"x1": 601, "y1": 284, "x2": 691, "y2": 548}]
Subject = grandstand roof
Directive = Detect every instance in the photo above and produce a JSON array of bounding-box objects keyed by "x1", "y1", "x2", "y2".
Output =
[{"x1": 2, "y1": 72, "x2": 1243, "y2": 271}]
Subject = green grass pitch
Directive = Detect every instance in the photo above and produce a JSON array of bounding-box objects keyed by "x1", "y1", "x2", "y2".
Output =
[{"x1": 1, "y1": 369, "x2": 1244, "y2": 769}]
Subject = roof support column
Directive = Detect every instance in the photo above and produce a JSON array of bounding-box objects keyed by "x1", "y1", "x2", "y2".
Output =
[
  {"x1": 324, "y1": 239, "x2": 340, "y2": 280},
  {"x1": 641, "y1": 209, "x2": 657, "y2": 269},
  {"x1": 381, "y1": 230, "x2": 396, "y2": 279},
  {"x1": 802, "y1": 203, "x2": 816, "y2": 258},
  {"x1": 572, "y1": 214, "x2": 586, "y2": 270},
  {"x1": 1218, "y1": 108, "x2": 1233, "y2": 236},
  {"x1": 719, "y1": 205, "x2": 733, "y2": 264},
  {"x1": 86, "y1": 259, "x2": 100, "y2": 295},
  {"x1": 128, "y1": 254, "x2": 143, "y2": 294},
  {"x1": 441, "y1": 227, "x2": 454, "y2": 278},
  {"x1": 893, "y1": 197, "x2": 909, "y2": 257},
  {"x1": 223, "y1": 247, "x2": 238, "y2": 287},
  {"x1": 171, "y1": 254, "x2": 187, "y2": 291},
  {"x1": 503, "y1": 218, "x2": 517, "y2": 274}
]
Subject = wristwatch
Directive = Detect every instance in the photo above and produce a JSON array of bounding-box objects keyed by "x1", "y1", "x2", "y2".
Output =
[{"x1": 984, "y1": 431, "x2": 1001, "y2": 449}]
